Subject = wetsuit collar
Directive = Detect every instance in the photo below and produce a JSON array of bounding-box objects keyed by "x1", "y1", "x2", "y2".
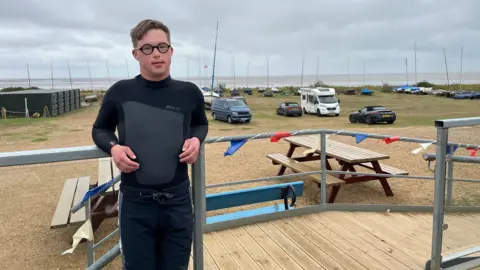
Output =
[{"x1": 137, "y1": 74, "x2": 172, "y2": 89}]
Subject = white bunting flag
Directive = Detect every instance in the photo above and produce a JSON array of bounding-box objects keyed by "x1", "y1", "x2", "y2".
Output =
[{"x1": 412, "y1": 142, "x2": 433, "y2": 154}]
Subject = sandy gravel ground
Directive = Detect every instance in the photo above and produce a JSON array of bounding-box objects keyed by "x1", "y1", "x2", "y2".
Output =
[{"x1": 0, "y1": 104, "x2": 479, "y2": 269}]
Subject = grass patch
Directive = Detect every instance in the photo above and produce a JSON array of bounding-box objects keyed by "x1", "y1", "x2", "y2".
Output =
[
  {"x1": 0, "y1": 117, "x2": 51, "y2": 128},
  {"x1": 31, "y1": 138, "x2": 48, "y2": 143}
]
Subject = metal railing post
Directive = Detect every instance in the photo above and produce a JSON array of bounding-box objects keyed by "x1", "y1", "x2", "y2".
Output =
[
  {"x1": 430, "y1": 127, "x2": 449, "y2": 270},
  {"x1": 446, "y1": 155, "x2": 454, "y2": 206},
  {"x1": 86, "y1": 197, "x2": 94, "y2": 266},
  {"x1": 320, "y1": 132, "x2": 327, "y2": 205},
  {"x1": 191, "y1": 144, "x2": 206, "y2": 270}
]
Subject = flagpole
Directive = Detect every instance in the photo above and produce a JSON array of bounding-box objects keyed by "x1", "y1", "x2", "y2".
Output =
[
  {"x1": 405, "y1": 57, "x2": 408, "y2": 85},
  {"x1": 26, "y1": 61, "x2": 31, "y2": 88},
  {"x1": 443, "y1": 48, "x2": 450, "y2": 86},
  {"x1": 211, "y1": 21, "x2": 219, "y2": 91}
]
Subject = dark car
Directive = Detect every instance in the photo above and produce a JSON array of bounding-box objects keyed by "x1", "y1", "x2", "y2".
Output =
[
  {"x1": 276, "y1": 102, "x2": 302, "y2": 117},
  {"x1": 349, "y1": 106, "x2": 396, "y2": 125},
  {"x1": 230, "y1": 88, "x2": 240, "y2": 97},
  {"x1": 211, "y1": 98, "x2": 252, "y2": 124},
  {"x1": 243, "y1": 88, "x2": 252, "y2": 95},
  {"x1": 263, "y1": 90, "x2": 273, "y2": 97}
]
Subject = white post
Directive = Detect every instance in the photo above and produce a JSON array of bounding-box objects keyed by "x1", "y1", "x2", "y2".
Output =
[{"x1": 24, "y1": 98, "x2": 29, "y2": 118}]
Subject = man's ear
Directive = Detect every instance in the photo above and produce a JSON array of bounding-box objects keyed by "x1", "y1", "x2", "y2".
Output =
[{"x1": 132, "y1": 49, "x2": 139, "y2": 60}]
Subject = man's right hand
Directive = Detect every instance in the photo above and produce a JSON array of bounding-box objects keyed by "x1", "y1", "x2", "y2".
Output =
[{"x1": 111, "y1": 145, "x2": 140, "y2": 173}]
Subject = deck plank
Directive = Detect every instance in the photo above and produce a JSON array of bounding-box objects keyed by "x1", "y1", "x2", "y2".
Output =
[
  {"x1": 243, "y1": 224, "x2": 303, "y2": 269},
  {"x1": 338, "y1": 212, "x2": 429, "y2": 266},
  {"x1": 258, "y1": 221, "x2": 325, "y2": 269},
  {"x1": 286, "y1": 216, "x2": 368, "y2": 270},
  {"x1": 298, "y1": 214, "x2": 386, "y2": 270},
  {"x1": 322, "y1": 212, "x2": 422, "y2": 269},
  {"x1": 316, "y1": 213, "x2": 414, "y2": 269},
  {"x1": 406, "y1": 213, "x2": 480, "y2": 251},
  {"x1": 356, "y1": 213, "x2": 432, "y2": 254},
  {"x1": 270, "y1": 219, "x2": 347, "y2": 269},
  {"x1": 203, "y1": 245, "x2": 221, "y2": 270},
  {"x1": 203, "y1": 211, "x2": 480, "y2": 269},
  {"x1": 213, "y1": 230, "x2": 261, "y2": 269},
  {"x1": 356, "y1": 213, "x2": 432, "y2": 258},
  {"x1": 188, "y1": 255, "x2": 193, "y2": 270},
  {"x1": 203, "y1": 232, "x2": 239, "y2": 269},
  {"x1": 228, "y1": 227, "x2": 282, "y2": 269}
]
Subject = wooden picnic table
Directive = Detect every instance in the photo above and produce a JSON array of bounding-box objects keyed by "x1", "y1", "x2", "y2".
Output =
[
  {"x1": 267, "y1": 135, "x2": 408, "y2": 203},
  {"x1": 50, "y1": 157, "x2": 120, "y2": 233}
]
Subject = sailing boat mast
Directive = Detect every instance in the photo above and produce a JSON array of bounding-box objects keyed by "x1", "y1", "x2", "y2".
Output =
[{"x1": 210, "y1": 21, "x2": 219, "y2": 91}]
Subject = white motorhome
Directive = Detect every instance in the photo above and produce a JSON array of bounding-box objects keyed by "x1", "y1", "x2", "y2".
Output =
[{"x1": 300, "y1": 87, "x2": 340, "y2": 116}]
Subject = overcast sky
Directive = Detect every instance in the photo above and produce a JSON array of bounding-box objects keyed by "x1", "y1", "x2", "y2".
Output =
[{"x1": 1, "y1": 0, "x2": 479, "y2": 80}]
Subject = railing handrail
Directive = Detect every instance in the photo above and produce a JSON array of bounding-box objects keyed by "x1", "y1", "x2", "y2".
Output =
[
  {"x1": 423, "y1": 153, "x2": 480, "y2": 163},
  {"x1": 1, "y1": 128, "x2": 479, "y2": 168}
]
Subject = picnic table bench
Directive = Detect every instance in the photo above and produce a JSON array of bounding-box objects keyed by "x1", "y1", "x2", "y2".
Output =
[
  {"x1": 50, "y1": 157, "x2": 121, "y2": 232},
  {"x1": 267, "y1": 135, "x2": 408, "y2": 202}
]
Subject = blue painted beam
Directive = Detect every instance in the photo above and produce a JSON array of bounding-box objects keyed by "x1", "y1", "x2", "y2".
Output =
[
  {"x1": 206, "y1": 181, "x2": 304, "y2": 211},
  {"x1": 206, "y1": 204, "x2": 294, "y2": 224}
]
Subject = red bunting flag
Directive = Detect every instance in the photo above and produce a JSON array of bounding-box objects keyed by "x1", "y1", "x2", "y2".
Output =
[
  {"x1": 383, "y1": 136, "x2": 400, "y2": 144},
  {"x1": 466, "y1": 147, "x2": 478, "y2": 157},
  {"x1": 270, "y1": 131, "x2": 292, "y2": 142}
]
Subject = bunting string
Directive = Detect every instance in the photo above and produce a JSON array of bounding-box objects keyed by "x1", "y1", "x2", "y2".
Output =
[
  {"x1": 218, "y1": 129, "x2": 479, "y2": 157},
  {"x1": 223, "y1": 130, "x2": 314, "y2": 156}
]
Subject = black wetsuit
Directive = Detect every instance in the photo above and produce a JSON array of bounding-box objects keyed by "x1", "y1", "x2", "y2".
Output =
[{"x1": 92, "y1": 74, "x2": 208, "y2": 270}]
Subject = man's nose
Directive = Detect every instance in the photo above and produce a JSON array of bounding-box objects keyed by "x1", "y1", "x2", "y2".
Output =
[{"x1": 152, "y1": 48, "x2": 162, "y2": 57}]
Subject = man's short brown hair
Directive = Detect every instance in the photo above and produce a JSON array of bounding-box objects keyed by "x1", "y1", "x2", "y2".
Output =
[{"x1": 130, "y1": 19, "x2": 171, "y2": 48}]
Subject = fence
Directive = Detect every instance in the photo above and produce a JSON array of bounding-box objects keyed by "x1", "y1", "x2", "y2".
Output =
[
  {"x1": 0, "y1": 119, "x2": 479, "y2": 269},
  {"x1": 423, "y1": 117, "x2": 480, "y2": 269}
]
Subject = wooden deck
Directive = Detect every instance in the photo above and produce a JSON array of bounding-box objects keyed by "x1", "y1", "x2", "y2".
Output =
[{"x1": 190, "y1": 211, "x2": 480, "y2": 270}]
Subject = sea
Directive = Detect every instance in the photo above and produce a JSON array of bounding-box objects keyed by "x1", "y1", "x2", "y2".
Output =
[{"x1": 1, "y1": 72, "x2": 478, "y2": 90}]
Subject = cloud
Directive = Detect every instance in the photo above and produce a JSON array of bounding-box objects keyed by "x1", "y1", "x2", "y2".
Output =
[{"x1": 0, "y1": 0, "x2": 479, "y2": 86}]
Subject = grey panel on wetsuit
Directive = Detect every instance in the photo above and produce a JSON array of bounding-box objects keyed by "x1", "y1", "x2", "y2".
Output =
[{"x1": 122, "y1": 101, "x2": 184, "y2": 185}]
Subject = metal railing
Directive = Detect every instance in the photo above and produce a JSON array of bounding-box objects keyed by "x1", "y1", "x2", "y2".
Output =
[
  {"x1": 425, "y1": 117, "x2": 480, "y2": 270},
  {"x1": 1, "y1": 121, "x2": 480, "y2": 270}
]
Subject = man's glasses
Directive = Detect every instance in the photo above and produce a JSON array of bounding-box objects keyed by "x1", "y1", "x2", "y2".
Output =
[{"x1": 138, "y1": 43, "x2": 171, "y2": 55}]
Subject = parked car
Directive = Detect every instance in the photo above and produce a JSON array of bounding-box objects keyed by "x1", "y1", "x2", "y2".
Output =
[
  {"x1": 211, "y1": 98, "x2": 252, "y2": 124},
  {"x1": 263, "y1": 90, "x2": 273, "y2": 97},
  {"x1": 230, "y1": 88, "x2": 240, "y2": 97},
  {"x1": 243, "y1": 88, "x2": 252, "y2": 95},
  {"x1": 453, "y1": 91, "x2": 480, "y2": 99},
  {"x1": 349, "y1": 105, "x2": 396, "y2": 125},
  {"x1": 276, "y1": 102, "x2": 302, "y2": 117}
]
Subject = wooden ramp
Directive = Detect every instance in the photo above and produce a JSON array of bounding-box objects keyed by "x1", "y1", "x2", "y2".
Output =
[{"x1": 191, "y1": 212, "x2": 480, "y2": 270}]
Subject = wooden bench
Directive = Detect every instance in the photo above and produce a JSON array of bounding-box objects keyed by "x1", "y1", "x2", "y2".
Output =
[
  {"x1": 358, "y1": 162, "x2": 409, "y2": 176},
  {"x1": 97, "y1": 157, "x2": 121, "y2": 193},
  {"x1": 50, "y1": 158, "x2": 122, "y2": 231},
  {"x1": 206, "y1": 181, "x2": 304, "y2": 224},
  {"x1": 50, "y1": 176, "x2": 91, "y2": 229},
  {"x1": 266, "y1": 153, "x2": 344, "y2": 203},
  {"x1": 266, "y1": 153, "x2": 344, "y2": 186}
]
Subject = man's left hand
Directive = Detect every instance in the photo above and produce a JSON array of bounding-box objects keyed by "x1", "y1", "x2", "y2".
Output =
[{"x1": 179, "y1": 137, "x2": 201, "y2": 164}]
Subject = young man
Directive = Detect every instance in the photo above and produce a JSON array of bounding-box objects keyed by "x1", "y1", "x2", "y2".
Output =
[{"x1": 92, "y1": 19, "x2": 209, "y2": 269}]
